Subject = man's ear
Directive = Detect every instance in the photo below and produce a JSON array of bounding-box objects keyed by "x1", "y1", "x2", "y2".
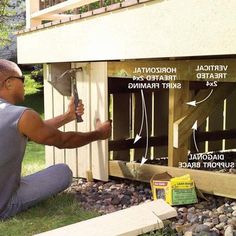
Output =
[{"x1": 5, "y1": 80, "x2": 12, "y2": 89}]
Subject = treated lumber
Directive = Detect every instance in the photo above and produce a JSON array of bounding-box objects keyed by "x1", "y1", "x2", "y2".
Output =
[
  {"x1": 108, "y1": 129, "x2": 236, "y2": 151},
  {"x1": 174, "y1": 84, "x2": 236, "y2": 148},
  {"x1": 112, "y1": 93, "x2": 130, "y2": 161},
  {"x1": 109, "y1": 161, "x2": 236, "y2": 199},
  {"x1": 197, "y1": 129, "x2": 236, "y2": 142},
  {"x1": 108, "y1": 59, "x2": 236, "y2": 82},
  {"x1": 35, "y1": 200, "x2": 177, "y2": 236},
  {"x1": 31, "y1": 0, "x2": 98, "y2": 20},
  {"x1": 109, "y1": 136, "x2": 168, "y2": 151},
  {"x1": 168, "y1": 81, "x2": 189, "y2": 166},
  {"x1": 226, "y1": 90, "x2": 236, "y2": 149}
]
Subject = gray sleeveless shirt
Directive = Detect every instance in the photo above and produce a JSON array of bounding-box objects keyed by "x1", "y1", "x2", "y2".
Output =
[{"x1": 0, "y1": 98, "x2": 28, "y2": 213}]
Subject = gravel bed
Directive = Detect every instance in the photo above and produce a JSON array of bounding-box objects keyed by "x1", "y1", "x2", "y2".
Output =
[{"x1": 66, "y1": 178, "x2": 236, "y2": 236}]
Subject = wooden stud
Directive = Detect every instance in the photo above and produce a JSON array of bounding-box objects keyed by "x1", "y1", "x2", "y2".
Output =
[
  {"x1": 225, "y1": 89, "x2": 236, "y2": 149},
  {"x1": 154, "y1": 90, "x2": 169, "y2": 158},
  {"x1": 111, "y1": 78, "x2": 130, "y2": 161},
  {"x1": 168, "y1": 81, "x2": 190, "y2": 167},
  {"x1": 208, "y1": 101, "x2": 224, "y2": 151}
]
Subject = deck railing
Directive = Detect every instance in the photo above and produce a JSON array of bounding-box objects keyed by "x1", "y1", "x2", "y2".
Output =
[{"x1": 39, "y1": 0, "x2": 122, "y2": 13}]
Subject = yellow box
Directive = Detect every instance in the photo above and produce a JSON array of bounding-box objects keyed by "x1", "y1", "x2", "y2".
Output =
[{"x1": 151, "y1": 173, "x2": 198, "y2": 205}]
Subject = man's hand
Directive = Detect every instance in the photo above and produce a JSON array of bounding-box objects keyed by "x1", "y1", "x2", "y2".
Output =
[
  {"x1": 95, "y1": 119, "x2": 112, "y2": 140},
  {"x1": 66, "y1": 96, "x2": 84, "y2": 122}
]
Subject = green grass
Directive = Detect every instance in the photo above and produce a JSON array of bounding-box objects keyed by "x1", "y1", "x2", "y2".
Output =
[
  {"x1": 0, "y1": 74, "x2": 99, "y2": 235},
  {"x1": 0, "y1": 194, "x2": 99, "y2": 236}
]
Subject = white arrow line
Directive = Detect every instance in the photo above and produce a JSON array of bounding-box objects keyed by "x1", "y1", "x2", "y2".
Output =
[
  {"x1": 186, "y1": 89, "x2": 213, "y2": 107},
  {"x1": 192, "y1": 120, "x2": 199, "y2": 153},
  {"x1": 141, "y1": 89, "x2": 149, "y2": 166},
  {"x1": 134, "y1": 90, "x2": 145, "y2": 144}
]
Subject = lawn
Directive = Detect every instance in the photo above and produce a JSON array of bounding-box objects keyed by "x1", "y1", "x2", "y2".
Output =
[{"x1": 0, "y1": 73, "x2": 99, "y2": 236}]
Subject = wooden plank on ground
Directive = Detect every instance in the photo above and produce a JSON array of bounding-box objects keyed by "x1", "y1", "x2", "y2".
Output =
[
  {"x1": 43, "y1": 64, "x2": 55, "y2": 166},
  {"x1": 90, "y1": 62, "x2": 109, "y2": 181},
  {"x1": 168, "y1": 81, "x2": 189, "y2": 166},
  {"x1": 35, "y1": 200, "x2": 177, "y2": 236},
  {"x1": 174, "y1": 84, "x2": 236, "y2": 148},
  {"x1": 109, "y1": 160, "x2": 236, "y2": 199}
]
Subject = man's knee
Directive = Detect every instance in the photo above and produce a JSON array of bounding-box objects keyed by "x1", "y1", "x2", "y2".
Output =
[{"x1": 54, "y1": 163, "x2": 73, "y2": 188}]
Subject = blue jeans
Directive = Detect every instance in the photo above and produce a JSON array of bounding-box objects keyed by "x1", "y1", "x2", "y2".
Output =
[{"x1": 0, "y1": 164, "x2": 72, "y2": 220}]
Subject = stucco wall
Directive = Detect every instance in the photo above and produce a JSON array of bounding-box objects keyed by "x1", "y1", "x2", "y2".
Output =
[{"x1": 17, "y1": 0, "x2": 236, "y2": 64}]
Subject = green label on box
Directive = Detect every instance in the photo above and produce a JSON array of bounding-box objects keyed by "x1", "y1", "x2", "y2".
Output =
[{"x1": 172, "y1": 188, "x2": 197, "y2": 205}]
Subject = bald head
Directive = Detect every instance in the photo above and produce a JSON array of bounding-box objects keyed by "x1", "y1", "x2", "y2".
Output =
[{"x1": 0, "y1": 59, "x2": 21, "y2": 82}]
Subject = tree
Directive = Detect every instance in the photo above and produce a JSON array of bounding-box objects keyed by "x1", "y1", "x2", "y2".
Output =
[{"x1": 0, "y1": 0, "x2": 25, "y2": 48}]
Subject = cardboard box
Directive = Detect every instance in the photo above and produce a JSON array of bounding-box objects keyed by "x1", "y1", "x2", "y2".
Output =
[{"x1": 150, "y1": 173, "x2": 198, "y2": 206}]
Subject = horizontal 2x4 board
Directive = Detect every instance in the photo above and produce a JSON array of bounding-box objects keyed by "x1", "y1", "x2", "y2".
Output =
[
  {"x1": 90, "y1": 62, "x2": 109, "y2": 181},
  {"x1": 34, "y1": 200, "x2": 177, "y2": 236}
]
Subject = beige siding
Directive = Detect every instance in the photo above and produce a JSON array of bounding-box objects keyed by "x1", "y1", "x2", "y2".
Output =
[
  {"x1": 90, "y1": 62, "x2": 109, "y2": 181},
  {"x1": 44, "y1": 64, "x2": 55, "y2": 166},
  {"x1": 43, "y1": 62, "x2": 108, "y2": 180}
]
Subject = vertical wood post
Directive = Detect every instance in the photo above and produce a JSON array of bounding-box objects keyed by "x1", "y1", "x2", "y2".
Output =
[
  {"x1": 168, "y1": 81, "x2": 189, "y2": 167},
  {"x1": 90, "y1": 62, "x2": 109, "y2": 181},
  {"x1": 43, "y1": 64, "x2": 55, "y2": 167},
  {"x1": 26, "y1": 0, "x2": 41, "y2": 28}
]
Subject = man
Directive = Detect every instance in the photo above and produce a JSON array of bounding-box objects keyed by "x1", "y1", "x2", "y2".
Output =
[{"x1": 0, "y1": 59, "x2": 111, "y2": 219}]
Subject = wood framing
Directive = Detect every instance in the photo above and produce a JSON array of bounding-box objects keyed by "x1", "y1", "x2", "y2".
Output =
[
  {"x1": 109, "y1": 161, "x2": 236, "y2": 199},
  {"x1": 107, "y1": 59, "x2": 236, "y2": 82},
  {"x1": 168, "y1": 81, "x2": 190, "y2": 167},
  {"x1": 174, "y1": 84, "x2": 236, "y2": 148}
]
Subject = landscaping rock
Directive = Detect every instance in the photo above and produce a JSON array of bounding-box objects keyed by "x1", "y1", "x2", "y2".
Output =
[
  {"x1": 66, "y1": 178, "x2": 236, "y2": 235},
  {"x1": 194, "y1": 224, "x2": 210, "y2": 233}
]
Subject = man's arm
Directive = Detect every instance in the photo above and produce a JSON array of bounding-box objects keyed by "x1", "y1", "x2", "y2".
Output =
[
  {"x1": 18, "y1": 110, "x2": 111, "y2": 149},
  {"x1": 44, "y1": 97, "x2": 84, "y2": 129}
]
